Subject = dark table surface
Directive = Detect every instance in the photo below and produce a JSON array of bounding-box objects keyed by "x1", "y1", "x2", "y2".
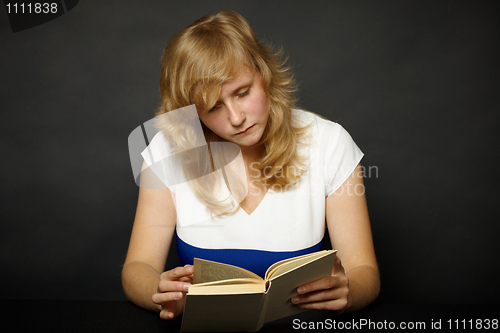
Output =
[{"x1": 2, "y1": 299, "x2": 499, "y2": 332}]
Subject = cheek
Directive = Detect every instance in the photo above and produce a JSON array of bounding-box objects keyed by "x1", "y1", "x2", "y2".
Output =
[
  {"x1": 202, "y1": 116, "x2": 227, "y2": 136},
  {"x1": 250, "y1": 91, "x2": 269, "y2": 116}
]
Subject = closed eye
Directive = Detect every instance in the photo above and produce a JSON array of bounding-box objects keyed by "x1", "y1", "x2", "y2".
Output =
[
  {"x1": 208, "y1": 89, "x2": 249, "y2": 112},
  {"x1": 238, "y1": 89, "x2": 249, "y2": 98},
  {"x1": 208, "y1": 104, "x2": 219, "y2": 112}
]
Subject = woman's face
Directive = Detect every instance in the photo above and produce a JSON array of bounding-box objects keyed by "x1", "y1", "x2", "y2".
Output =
[{"x1": 197, "y1": 67, "x2": 269, "y2": 151}]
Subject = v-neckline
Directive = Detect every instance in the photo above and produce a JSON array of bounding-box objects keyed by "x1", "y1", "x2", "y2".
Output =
[{"x1": 238, "y1": 187, "x2": 270, "y2": 216}]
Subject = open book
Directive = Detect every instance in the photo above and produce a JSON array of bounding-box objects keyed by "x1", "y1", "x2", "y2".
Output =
[{"x1": 180, "y1": 249, "x2": 336, "y2": 332}]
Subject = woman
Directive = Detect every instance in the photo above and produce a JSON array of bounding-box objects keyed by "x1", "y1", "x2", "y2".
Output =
[{"x1": 122, "y1": 9, "x2": 380, "y2": 321}]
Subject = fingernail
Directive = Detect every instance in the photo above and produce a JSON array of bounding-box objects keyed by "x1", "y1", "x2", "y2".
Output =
[
  {"x1": 187, "y1": 266, "x2": 194, "y2": 274},
  {"x1": 291, "y1": 297, "x2": 300, "y2": 304},
  {"x1": 173, "y1": 292, "x2": 182, "y2": 299},
  {"x1": 183, "y1": 283, "x2": 191, "y2": 291},
  {"x1": 297, "y1": 287, "x2": 306, "y2": 294}
]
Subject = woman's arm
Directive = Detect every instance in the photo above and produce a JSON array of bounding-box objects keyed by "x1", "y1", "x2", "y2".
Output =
[
  {"x1": 121, "y1": 159, "x2": 194, "y2": 320},
  {"x1": 292, "y1": 163, "x2": 380, "y2": 312},
  {"x1": 122, "y1": 183, "x2": 177, "y2": 312}
]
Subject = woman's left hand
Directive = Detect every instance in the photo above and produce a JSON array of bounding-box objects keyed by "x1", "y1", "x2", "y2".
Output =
[{"x1": 291, "y1": 255, "x2": 349, "y2": 313}]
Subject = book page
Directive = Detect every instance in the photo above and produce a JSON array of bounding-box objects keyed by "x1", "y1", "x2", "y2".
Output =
[
  {"x1": 265, "y1": 251, "x2": 328, "y2": 280},
  {"x1": 267, "y1": 251, "x2": 330, "y2": 280},
  {"x1": 264, "y1": 250, "x2": 336, "y2": 323},
  {"x1": 193, "y1": 258, "x2": 262, "y2": 284},
  {"x1": 193, "y1": 278, "x2": 263, "y2": 287},
  {"x1": 189, "y1": 279, "x2": 265, "y2": 295}
]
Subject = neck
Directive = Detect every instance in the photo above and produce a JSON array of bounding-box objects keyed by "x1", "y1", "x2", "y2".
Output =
[{"x1": 240, "y1": 144, "x2": 263, "y2": 167}]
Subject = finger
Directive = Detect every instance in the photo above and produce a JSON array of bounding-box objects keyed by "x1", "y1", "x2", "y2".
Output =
[
  {"x1": 157, "y1": 280, "x2": 191, "y2": 293},
  {"x1": 152, "y1": 290, "x2": 186, "y2": 305},
  {"x1": 297, "y1": 298, "x2": 348, "y2": 312},
  {"x1": 297, "y1": 276, "x2": 346, "y2": 295},
  {"x1": 159, "y1": 309, "x2": 174, "y2": 320},
  {"x1": 292, "y1": 285, "x2": 349, "y2": 305},
  {"x1": 161, "y1": 265, "x2": 194, "y2": 281},
  {"x1": 178, "y1": 275, "x2": 194, "y2": 283}
]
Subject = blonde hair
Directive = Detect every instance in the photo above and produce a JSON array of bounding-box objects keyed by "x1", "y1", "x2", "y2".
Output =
[{"x1": 155, "y1": 10, "x2": 310, "y2": 215}]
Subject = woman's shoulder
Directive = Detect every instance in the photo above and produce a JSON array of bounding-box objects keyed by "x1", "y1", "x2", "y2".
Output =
[
  {"x1": 292, "y1": 109, "x2": 345, "y2": 138},
  {"x1": 140, "y1": 131, "x2": 174, "y2": 166},
  {"x1": 292, "y1": 109, "x2": 361, "y2": 160}
]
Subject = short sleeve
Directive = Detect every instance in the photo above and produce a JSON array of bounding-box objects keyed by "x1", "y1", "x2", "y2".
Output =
[
  {"x1": 140, "y1": 133, "x2": 181, "y2": 191},
  {"x1": 318, "y1": 119, "x2": 364, "y2": 197},
  {"x1": 140, "y1": 132, "x2": 172, "y2": 167}
]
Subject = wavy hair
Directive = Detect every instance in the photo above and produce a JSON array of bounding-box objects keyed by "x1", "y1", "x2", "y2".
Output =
[{"x1": 155, "y1": 10, "x2": 310, "y2": 215}]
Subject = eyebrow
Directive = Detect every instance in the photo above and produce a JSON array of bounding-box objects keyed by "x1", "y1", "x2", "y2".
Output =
[{"x1": 218, "y1": 77, "x2": 254, "y2": 100}]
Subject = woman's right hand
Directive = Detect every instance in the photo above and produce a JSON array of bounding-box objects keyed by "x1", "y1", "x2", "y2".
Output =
[{"x1": 152, "y1": 265, "x2": 194, "y2": 320}]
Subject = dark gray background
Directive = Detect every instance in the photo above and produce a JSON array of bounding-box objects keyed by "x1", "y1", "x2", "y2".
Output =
[{"x1": 1, "y1": 1, "x2": 499, "y2": 304}]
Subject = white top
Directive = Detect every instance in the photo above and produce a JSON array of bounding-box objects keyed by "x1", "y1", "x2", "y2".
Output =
[{"x1": 141, "y1": 109, "x2": 363, "y2": 253}]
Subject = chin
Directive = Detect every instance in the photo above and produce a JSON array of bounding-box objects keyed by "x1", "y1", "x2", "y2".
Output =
[{"x1": 236, "y1": 138, "x2": 261, "y2": 148}]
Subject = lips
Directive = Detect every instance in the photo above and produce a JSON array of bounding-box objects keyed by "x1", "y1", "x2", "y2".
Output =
[{"x1": 235, "y1": 124, "x2": 255, "y2": 135}]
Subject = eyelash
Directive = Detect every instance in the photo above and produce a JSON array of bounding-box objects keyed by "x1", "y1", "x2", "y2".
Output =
[
  {"x1": 208, "y1": 89, "x2": 249, "y2": 112},
  {"x1": 238, "y1": 89, "x2": 249, "y2": 98}
]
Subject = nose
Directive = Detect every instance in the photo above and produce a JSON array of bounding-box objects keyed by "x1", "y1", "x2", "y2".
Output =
[{"x1": 226, "y1": 103, "x2": 246, "y2": 127}]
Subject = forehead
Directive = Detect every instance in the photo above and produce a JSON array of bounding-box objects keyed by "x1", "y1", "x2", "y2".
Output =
[
  {"x1": 220, "y1": 66, "x2": 255, "y2": 91},
  {"x1": 192, "y1": 65, "x2": 256, "y2": 107}
]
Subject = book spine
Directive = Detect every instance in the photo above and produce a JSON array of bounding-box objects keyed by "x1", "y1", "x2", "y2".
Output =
[{"x1": 254, "y1": 282, "x2": 271, "y2": 331}]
